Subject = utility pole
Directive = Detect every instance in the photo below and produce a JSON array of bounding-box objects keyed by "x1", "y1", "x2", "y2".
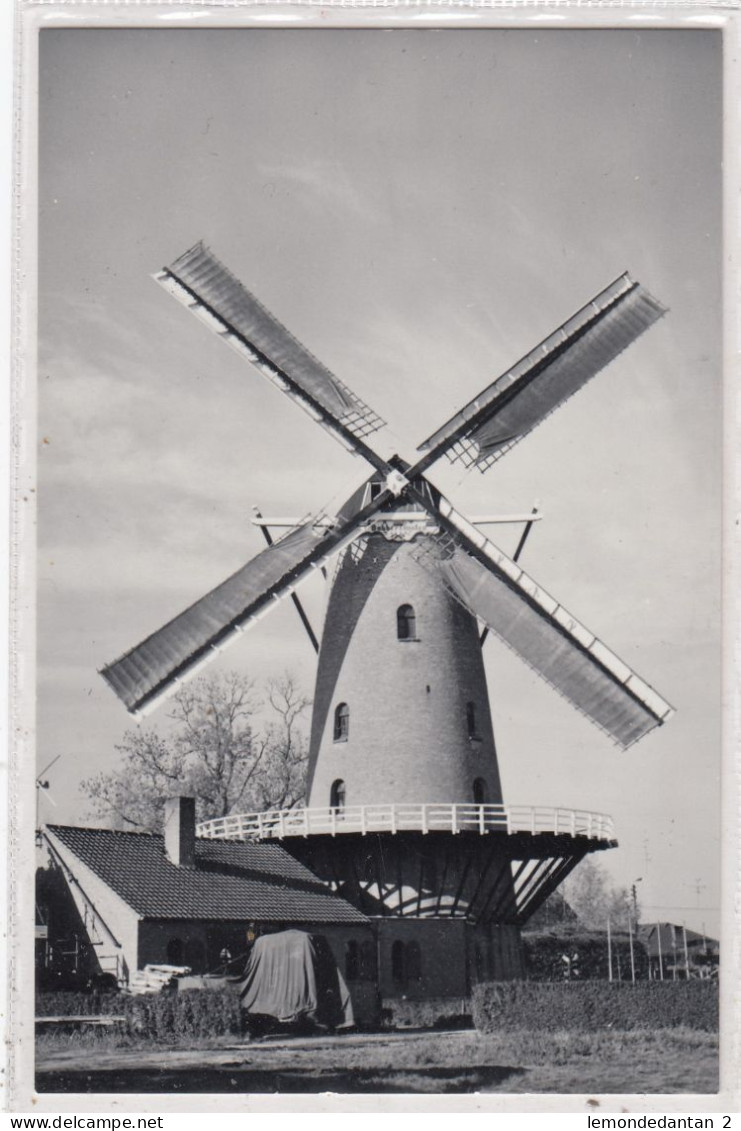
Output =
[
  {"x1": 607, "y1": 917, "x2": 613, "y2": 982},
  {"x1": 656, "y1": 922, "x2": 664, "y2": 981}
]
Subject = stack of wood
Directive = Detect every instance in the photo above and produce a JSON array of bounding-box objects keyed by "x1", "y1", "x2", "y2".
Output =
[{"x1": 127, "y1": 963, "x2": 191, "y2": 995}]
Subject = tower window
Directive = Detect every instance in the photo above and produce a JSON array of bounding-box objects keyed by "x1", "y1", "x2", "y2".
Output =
[
  {"x1": 334, "y1": 702, "x2": 349, "y2": 742},
  {"x1": 369, "y1": 482, "x2": 383, "y2": 502},
  {"x1": 330, "y1": 779, "x2": 346, "y2": 812},
  {"x1": 466, "y1": 701, "x2": 478, "y2": 738},
  {"x1": 473, "y1": 777, "x2": 488, "y2": 805},
  {"x1": 397, "y1": 604, "x2": 417, "y2": 640}
]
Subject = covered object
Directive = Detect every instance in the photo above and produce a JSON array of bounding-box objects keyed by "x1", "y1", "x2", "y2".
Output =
[{"x1": 239, "y1": 930, "x2": 354, "y2": 1030}]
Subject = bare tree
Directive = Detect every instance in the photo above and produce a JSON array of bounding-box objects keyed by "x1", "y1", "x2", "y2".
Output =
[
  {"x1": 81, "y1": 671, "x2": 310, "y2": 832},
  {"x1": 561, "y1": 858, "x2": 636, "y2": 931}
]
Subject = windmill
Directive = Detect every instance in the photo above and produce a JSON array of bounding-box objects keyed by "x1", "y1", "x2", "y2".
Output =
[{"x1": 101, "y1": 243, "x2": 673, "y2": 991}]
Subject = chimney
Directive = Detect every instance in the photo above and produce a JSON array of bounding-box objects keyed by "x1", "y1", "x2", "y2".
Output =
[{"x1": 164, "y1": 796, "x2": 196, "y2": 867}]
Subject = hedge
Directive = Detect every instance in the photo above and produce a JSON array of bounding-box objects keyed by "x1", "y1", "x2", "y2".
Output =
[
  {"x1": 36, "y1": 989, "x2": 244, "y2": 1040},
  {"x1": 472, "y1": 980, "x2": 719, "y2": 1034},
  {"x1": 36, "y1": 991, "x2": 130, "y2": 1018}
]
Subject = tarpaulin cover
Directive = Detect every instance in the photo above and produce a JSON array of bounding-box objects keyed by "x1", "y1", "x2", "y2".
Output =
[
  {"x1": 162, "y1": 242, "x2": 384, "y2": 437},
  {"x1": 101, "y1": 521, "x2": 330, "y2": 713},
  {"x1": 437, "y1": 540, "x2": 672, "y2": 749},
  {"x1": 419, "y1": 275, "x2": 666, "y2": 469},
  {"x1": 239, "y1": 930, "x2": 354, "y2": 1029}
]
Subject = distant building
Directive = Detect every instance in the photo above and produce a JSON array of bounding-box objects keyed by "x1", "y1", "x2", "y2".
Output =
[{"x1": 640, "y1": 923, "x2": 719, "y2": 979}]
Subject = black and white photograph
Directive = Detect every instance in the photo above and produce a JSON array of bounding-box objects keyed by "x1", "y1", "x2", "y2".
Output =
[{"x1": 14, "y1": 14, "x2": 729, "y2": 1108}]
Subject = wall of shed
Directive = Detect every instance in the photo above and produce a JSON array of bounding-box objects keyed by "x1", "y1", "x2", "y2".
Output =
[
  {"x1": 45, "y1": 834, "x2": 140, "y2": 985},
  {"x1": 138, "y1": 920, "x2": 379, "y2": 1026}
]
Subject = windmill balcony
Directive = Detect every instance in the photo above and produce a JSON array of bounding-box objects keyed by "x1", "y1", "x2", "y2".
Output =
[{"x1": 196, "y1": 803, "x2": 616, "y2": 843}]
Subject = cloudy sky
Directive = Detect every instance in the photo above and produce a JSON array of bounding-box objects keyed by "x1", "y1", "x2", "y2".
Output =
[{"x1": 36, "y1": 27, "x2": 722, "y2": 935}]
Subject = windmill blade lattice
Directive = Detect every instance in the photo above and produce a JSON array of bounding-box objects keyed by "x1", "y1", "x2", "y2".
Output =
[
  {"x1": 156, "y1": 242, "x2": 386, "y2": 460},
  {"x1": 415, "y1": 273, "x2": 666, "y2": 474},
  {"x1": 101, "y1": 516, "x2": 350, "y2": 715},
  {"x1": 410, "y1": 494, "x2": 673, "y2": 748}
]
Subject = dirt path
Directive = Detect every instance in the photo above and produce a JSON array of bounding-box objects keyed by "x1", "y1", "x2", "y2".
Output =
[
  {"x1": 35, "y1": 1027, "x2": 719, "y2": 1095},
  {"x1": 37, "y1": 1030, "x2": 519, "y2": 1094}
]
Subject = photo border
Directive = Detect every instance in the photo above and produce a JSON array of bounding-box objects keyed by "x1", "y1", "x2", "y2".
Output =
[{"x1": 8, "y1": 0, "x2": 739, "y2": 1114}]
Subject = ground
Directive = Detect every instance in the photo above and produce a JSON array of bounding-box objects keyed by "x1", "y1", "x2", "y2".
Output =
[{"x1": 35, "y1": 1027, "x2": 719, "y2": 1095}]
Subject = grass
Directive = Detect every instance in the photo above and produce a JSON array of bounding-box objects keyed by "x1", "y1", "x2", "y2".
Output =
[{"x1": 36, "y1": 1025, "x2": 719, "y2": 1094}]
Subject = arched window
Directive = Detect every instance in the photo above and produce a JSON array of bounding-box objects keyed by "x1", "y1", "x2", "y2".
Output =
[
  {"x1": 473, "y1": 777, "x2": 488, "y2": 805},
  {"x1": 406, "y1": 941, "x2": 422, "y2": 982},
  {"x1": 345, "y1": 940, "x2": 359, "y2": 981},
  {"x1": 397, "y1": 604, "x2": 417, "y2": 640},
  {"x1": 330, "y1": 779, "x2": 346, "y2": 812},
  {"x1": 421, "y1": 857, "x2": 438, "y2": 892},
  {"x1": 360, "y1": 940, "x2": 378, "y2": 981},
  {"x1": 334, "y1": 702, "x2": 349, "y2": 742},
  {"x1": 184, "y1": 937, "x2": 206, "y2": 973},
  {"x1": 466, "y1": 701, "x2": 478, "y2": 738},
  {"x1": 391, "y1": 939, "x2": 405, "y2": 984},
  {"x1": 166, "y1": 937, "x2": 184, "y2": 965}
]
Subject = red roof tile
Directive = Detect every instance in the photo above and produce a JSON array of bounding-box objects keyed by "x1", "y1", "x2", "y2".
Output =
[{"x1": 45, "y1": 824, "x2": 367, "y2": 924}]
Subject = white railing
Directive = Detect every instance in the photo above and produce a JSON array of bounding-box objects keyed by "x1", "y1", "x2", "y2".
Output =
[{"x1": 197, "y1": 803, "x2": 615, "y2": 843}]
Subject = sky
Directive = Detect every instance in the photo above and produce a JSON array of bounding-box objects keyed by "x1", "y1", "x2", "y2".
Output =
[{"x1": 35, "y1": 27, "x2": 723, "y2": 936}]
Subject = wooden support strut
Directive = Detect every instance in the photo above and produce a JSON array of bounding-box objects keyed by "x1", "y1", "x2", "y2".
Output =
[
  {"x1": 253, "y1": 508, "x2": 319, "y2": 653},
  {"x1": 481, "y1": 506, "x2": 538, "y2": 646}
]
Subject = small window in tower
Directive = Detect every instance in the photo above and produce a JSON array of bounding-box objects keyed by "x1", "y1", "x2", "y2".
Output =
[
  {"x1": 397, "y1": 604, "x2": 417, "y2": 641},
  {"x1": 473, "y1": 777, "x2": 488, "y2": 805},
  {"x1": 330, "y1": 779, "x2": 346, "y2": 812},
  {"x1": 334, "y1": 702, "x2": 349, "y2": 742},
  {"x1": 369, "y1": 482, "x2": 383, "y2": 502},
  {"x1": 466, "y1": 701, "x2": 478, "y2": 739}
]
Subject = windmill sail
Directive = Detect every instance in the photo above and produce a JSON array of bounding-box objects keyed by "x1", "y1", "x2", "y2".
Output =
[
  {"x1": 101, "y1": 518, "x2": 351, "y2": 715},
  {"x1": 412, "y1": 497, "x2": 673, "y2": 748},
  {"x1": 416, "y1": 274, "x2": 666, "y2": 473},
  {"x1": 156, "y1": 243, "x2": 386, "y2": 454}
]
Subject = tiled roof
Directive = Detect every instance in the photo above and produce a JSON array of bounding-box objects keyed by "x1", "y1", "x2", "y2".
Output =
[
  {"x1": 45, "y1": 824, "x2": 367, "y2": 924},
  {"x1": 641, "y1": 922, "x2": 718, "y2": 956}
]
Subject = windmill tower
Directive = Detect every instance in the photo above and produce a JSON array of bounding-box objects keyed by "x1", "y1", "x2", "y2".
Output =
[{"x1": 101, "y1": 243, "x2": 673, "y2": 997}]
